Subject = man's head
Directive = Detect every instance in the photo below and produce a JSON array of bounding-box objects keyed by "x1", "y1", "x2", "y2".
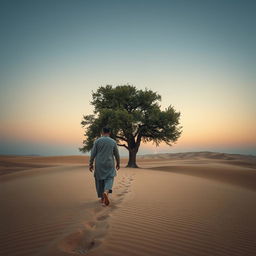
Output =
[{"x1": 102, "y1": 127, "x2": 111, "y2": 135}]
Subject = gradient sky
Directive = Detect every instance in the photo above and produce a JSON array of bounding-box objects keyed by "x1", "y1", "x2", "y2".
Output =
[{"x1": 0, "y1": 0, "x2": 256, "y2": 156}]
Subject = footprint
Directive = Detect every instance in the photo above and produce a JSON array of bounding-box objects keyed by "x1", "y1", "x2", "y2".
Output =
[
  {"x1": 58, "y1": 173, "x2": 135, "y2": 255},
  {"x1": 96, "y1": 214, "x2": 109, "y2": 221},
  {"x1": 58, "y1": 229, "x2": 101, "y2": 255},
  {"x1": 85, "y1": 220, "x2": 96, "y2": 229},
  {"x1": 93, "y1": 205, "x2": 105, "y2": 214}
]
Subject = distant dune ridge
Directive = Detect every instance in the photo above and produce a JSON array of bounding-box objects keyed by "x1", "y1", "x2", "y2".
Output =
[
  {"x1": 138, "y1": 151, "x2": 256, "y2": 168},
  {"x1": 0, "y1": 155, "x2": 88, "y2": 176},
  {"x1": 0, "y1": 152, "x2": 256, "y2": 256},
  {"x1": 1, "y1": 151, "x2": 256, "y2": 176}
]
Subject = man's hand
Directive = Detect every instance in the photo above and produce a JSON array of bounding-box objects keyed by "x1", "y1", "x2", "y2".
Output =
[
  {"x1": 89, "y1": 164, "x2": 94, "y2": 172},
  {"x1": 116, "y1": 164, "x2": 120, "y2": 170}
]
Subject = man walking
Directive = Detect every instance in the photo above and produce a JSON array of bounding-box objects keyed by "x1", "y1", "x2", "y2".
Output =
[{"x1": 89, "y1": 127, "x2": 120, "y2": 206}]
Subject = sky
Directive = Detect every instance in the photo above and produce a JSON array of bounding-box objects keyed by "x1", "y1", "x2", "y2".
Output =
[{"x1": 0, "y1": 0, "x2": 256, "y2": 156}]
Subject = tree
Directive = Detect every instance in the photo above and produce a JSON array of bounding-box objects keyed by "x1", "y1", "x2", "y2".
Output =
[{"x1": 79, "y1": 85, "x2": 182, "y2": 168}]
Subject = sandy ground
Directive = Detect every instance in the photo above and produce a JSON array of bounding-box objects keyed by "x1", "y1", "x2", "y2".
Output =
[{"x1": 0, "y1": 152, "x2": 256, "y2": 256}]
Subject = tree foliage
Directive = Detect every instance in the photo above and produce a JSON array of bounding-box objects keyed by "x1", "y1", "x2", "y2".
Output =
[{"x1": 80, "y1": 85, "x2": 182, "y2": 167}]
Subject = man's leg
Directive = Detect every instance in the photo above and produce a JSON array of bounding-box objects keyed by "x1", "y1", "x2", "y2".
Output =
[
  {"x1": 104, "y1": 178, "x2": 114, "y2": 194},
  {"x1": 95, "y1": 178, "x2": 104, "y2": 202},
  {"x1": 102, "y1": 178, "x2": 114, "y2": 206}
]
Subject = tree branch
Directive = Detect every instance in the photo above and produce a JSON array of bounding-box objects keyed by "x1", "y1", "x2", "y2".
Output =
[
  {"x1": 116, "y1": 135, "x2": 128, "y2": 142},
  {"x1": 134, "y1": 124, "x2": 146, "y2": 137},
  {"x1": 117, "y1": 143, "x2": 129, "y2": 150}
]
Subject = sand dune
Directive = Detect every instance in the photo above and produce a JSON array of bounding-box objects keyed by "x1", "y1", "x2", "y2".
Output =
[
  {"x1": 138, "y1": 151, "x2": 256, "y2": 169},
  {"x1": 1, "y1": 151, "x2": 255, "y2": 176},
  {"x1": 146, "y1": 164, "x2": 256, "y2": 192},
  {"x1": 0, "y1": 155, "x2": 90, "y2": 176},
  {"x1": 89, "y1": 170, "x2": 256, "y2": 256},
  {"x1": 0, "y1": 153, "x2": 256, "y2": 256}
]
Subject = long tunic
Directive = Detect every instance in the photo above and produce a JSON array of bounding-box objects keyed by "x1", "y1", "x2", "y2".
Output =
[{"x1": 89, "y1": 136, "x2": 120, "y2": 180}]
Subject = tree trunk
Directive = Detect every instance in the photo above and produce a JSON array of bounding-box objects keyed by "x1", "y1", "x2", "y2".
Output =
[{"x1": 126, "y1": 149, "x2": 139, "y2": 168}]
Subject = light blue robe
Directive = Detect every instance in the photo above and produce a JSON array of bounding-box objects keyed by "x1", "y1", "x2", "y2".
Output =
[{"x1": 89, "y1": 136, "x2": 120, "y2": 197}]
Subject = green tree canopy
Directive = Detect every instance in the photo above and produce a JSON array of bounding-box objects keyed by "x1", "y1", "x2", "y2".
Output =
[{"x1": 80, "y1": 85, "x2": 182, "y2": 167}]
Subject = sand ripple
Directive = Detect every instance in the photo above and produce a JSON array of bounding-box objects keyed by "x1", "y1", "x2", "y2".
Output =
[
  {"x1": 89, "y1": 169, "x2": 256, "y2": 256},
  {"x1": 1, "y1": 158, "x2": 255, "y2": 256}
]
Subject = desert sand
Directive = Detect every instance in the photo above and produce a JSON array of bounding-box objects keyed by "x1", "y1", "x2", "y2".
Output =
[{"x1": 0, "y1": 152, "x2": 256, "y2": 256}]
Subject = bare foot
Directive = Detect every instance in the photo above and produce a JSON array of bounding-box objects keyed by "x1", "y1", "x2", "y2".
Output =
[{"x1": 103, "y1": 192, "x2": 110, "y2": 206}]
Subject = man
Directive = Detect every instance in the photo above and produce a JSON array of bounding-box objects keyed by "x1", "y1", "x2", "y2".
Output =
[{"x1": 89, "y1": 127, "x2": 120, "y2": 206}]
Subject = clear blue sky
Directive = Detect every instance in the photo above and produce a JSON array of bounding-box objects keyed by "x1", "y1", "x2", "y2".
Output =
[{"x1": 0, "y1": 0, "x2": 256, "y2": 155}]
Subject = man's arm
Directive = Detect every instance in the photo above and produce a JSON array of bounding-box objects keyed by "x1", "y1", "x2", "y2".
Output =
[
  {"x1": 113, "y1": 142, "x2": 120, "y2": 170},
  {"x1": 89, "y1": 141, "x2": 97, "y2": 172}
]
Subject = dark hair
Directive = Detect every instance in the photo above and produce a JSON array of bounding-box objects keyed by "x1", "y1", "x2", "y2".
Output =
[{"x1": 102, "y1": 127, "x2": 110, "y2": 134}]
